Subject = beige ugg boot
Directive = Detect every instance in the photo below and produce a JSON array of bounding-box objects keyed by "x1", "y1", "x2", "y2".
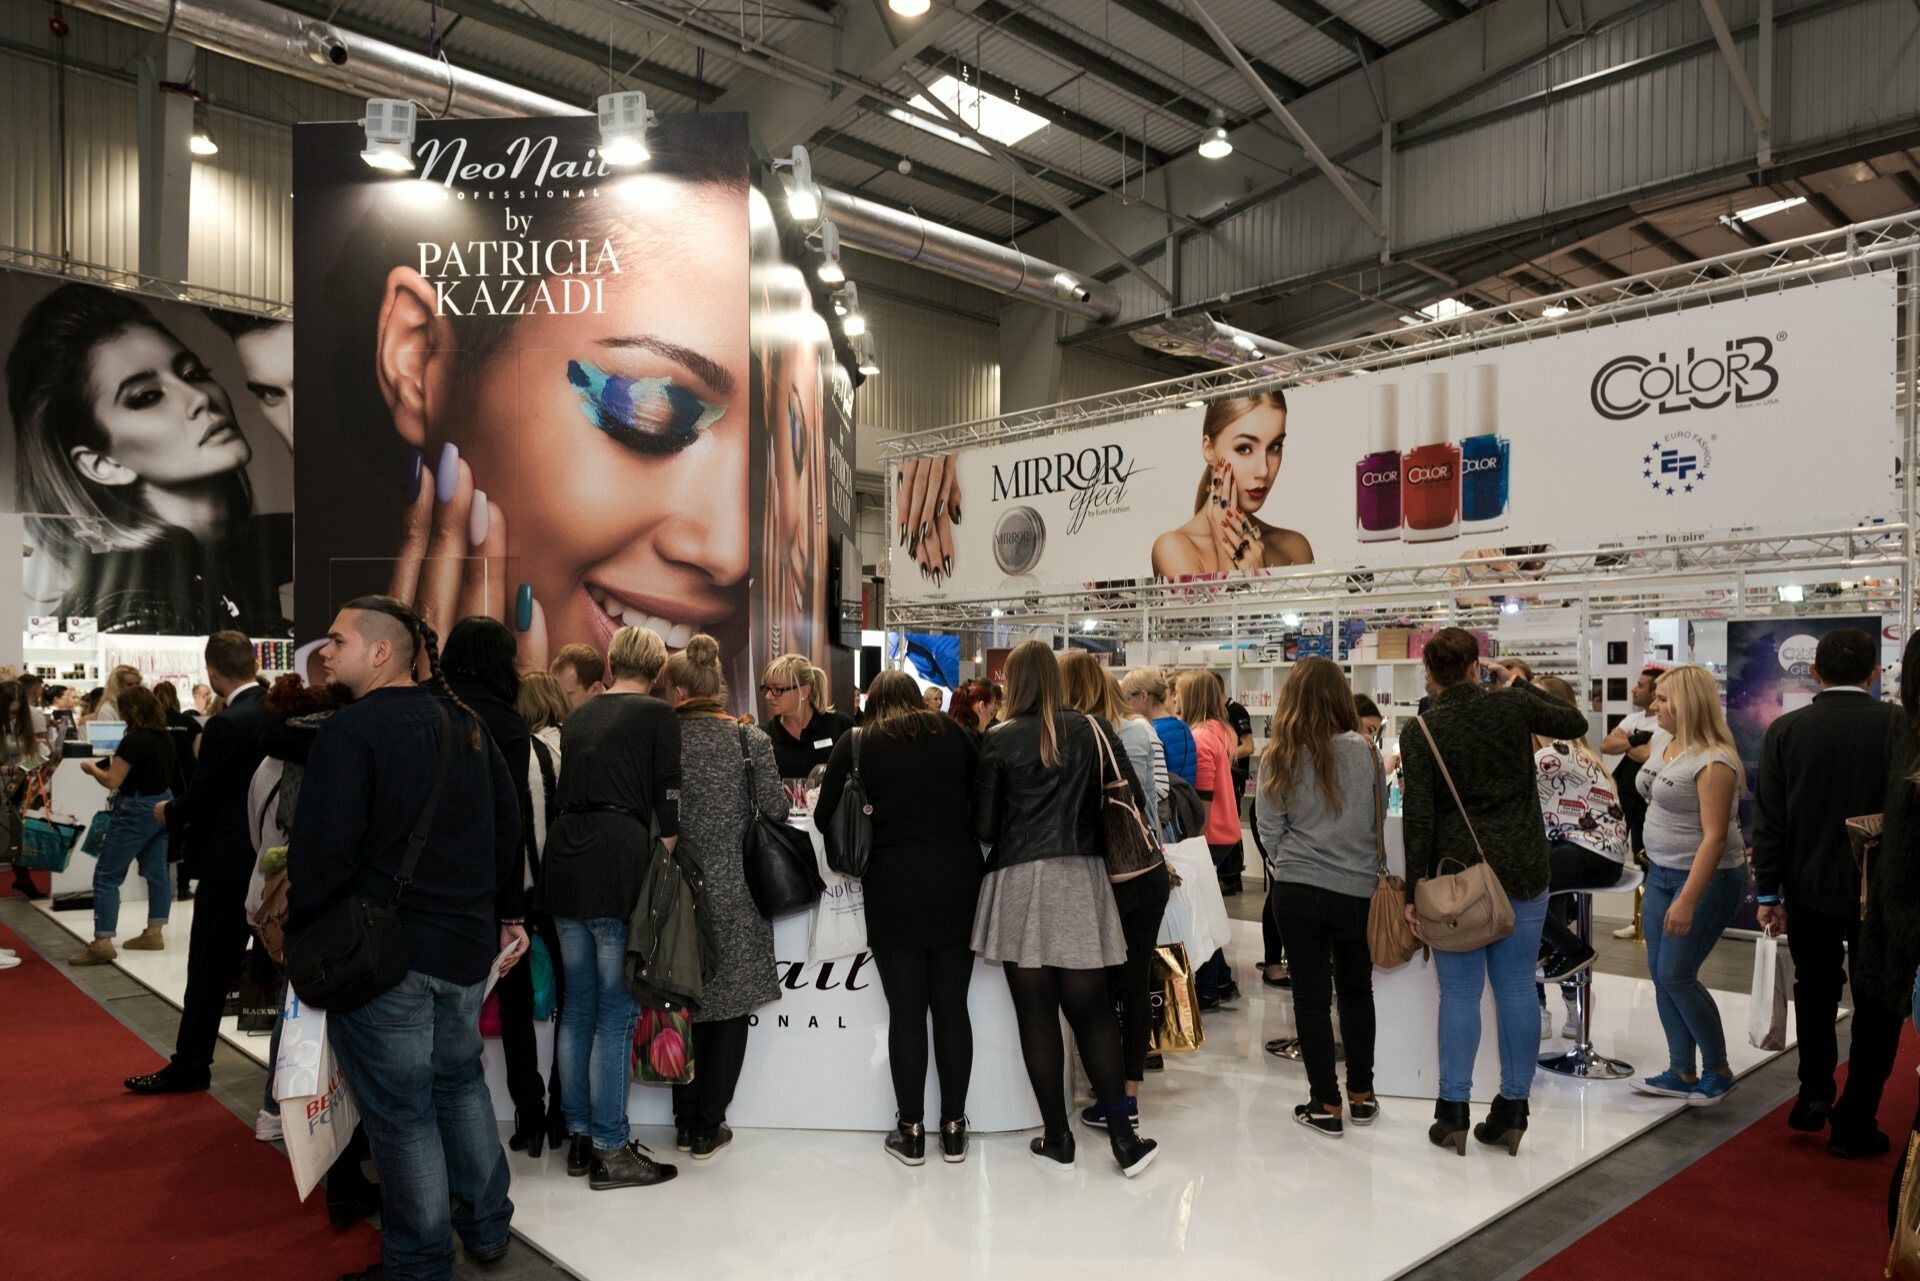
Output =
[
  {"x1": 123, "y1": 925, "x2": 165, "y2": 952},
  {"x1": 67, "y1": 938, "x2": 118, "y2": 966}
]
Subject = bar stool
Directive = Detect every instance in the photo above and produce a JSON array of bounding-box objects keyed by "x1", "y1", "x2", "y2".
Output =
[{"x1": 1538, "y1": 865, "x2": 1644, "y2": 1079}]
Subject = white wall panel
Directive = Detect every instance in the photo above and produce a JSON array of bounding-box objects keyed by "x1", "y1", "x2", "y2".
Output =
[
  {"x1": 1060, "y1": 348, "x2": 1167, "y2": 401},
  {"x1": 852, "y1": 294, "x2": 999, "y2": 470},
  {"x1": 1780, "y1": 0, "x2": 1920, "y2": 143},
  {"x1": 189, "y1": 115, "x2": 295, "y2": 302}
]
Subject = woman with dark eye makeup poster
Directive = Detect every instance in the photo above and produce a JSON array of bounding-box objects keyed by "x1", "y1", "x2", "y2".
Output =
[{"x1": 292, "y1": 113, "x2": 850, "y2": 717}]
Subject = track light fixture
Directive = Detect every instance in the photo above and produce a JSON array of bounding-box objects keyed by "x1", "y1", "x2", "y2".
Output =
[
  {"x1": 855, "y1": 333, "x2": 879, "y2": 376},
  {"x1": 889, "y1": 0, "x2": 931, "y2": 14},
  {"x1": 816, "y1": 219, "x2": 846, "y2": 284},
  {"x1": 191, "y1": 104, "x2": 218, "y2": 156},
  {"x1": 360, "y1": 97, "x2": 417, "y2": 172},
  {"x1": 597, "y1": 91, "x2": 655, "y2": 166},
  {"x1": 1197, "y1": 107, "x2": 1232, "y2": 160},
  {"x1": 776, "y1": 145, "x2": 822, "y2": 227},
  {"x1": 835, "y1": 284, "x2": 867, "y2": 337}
]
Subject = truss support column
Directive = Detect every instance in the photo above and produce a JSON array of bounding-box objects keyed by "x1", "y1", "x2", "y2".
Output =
[
  {"x1": 1380, "y1": 120, "x2": 1395, "y2": 265},
  {"x1": 1757, "y1": 0, "x2": 1775, "y2": 168},
  {"x1": 1904, "y1": 248, "x2": 1918, "y2": 631},
  {"x1": 1697, "y1": 0, "x2": 1771, "y2": 167}
]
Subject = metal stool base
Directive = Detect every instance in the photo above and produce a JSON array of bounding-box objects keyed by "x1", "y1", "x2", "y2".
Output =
[
  {"x1": 1536, "y1": 874, "x2": 1639, "y2": 1080},
  {"x1": 1539, "y1": 1045, "x2": 1634, "y2": 1079}
]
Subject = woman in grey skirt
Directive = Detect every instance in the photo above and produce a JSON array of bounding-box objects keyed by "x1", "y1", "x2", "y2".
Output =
[
  {"x1": 973, "y1": 639, "x2": 1159, "y2": 1178},
  {"x1": 662, "y1": 634, "x2": 786, "y2": 1161}
]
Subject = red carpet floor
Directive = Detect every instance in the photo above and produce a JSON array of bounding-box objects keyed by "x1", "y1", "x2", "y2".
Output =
[
  {"x1": 1526, "y1": 1027, "x2": 1918, "y2": 1281},
  {"x1": 0, "y1": 921, "x2": 380, "y2": 1281}
]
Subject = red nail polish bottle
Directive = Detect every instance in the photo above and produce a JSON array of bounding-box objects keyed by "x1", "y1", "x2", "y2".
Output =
[{"x1": 1402, "y1": 372, "x2": 1460, "y2": 543}]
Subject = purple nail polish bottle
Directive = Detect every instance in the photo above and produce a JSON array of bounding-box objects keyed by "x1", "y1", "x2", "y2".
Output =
[{"x1": 1356, "y1": 384, "x2": 1401, "y2": 543}]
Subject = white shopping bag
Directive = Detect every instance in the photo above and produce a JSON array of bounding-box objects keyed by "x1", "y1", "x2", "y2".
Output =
[
  {"x1": 1157, "y1": 837, "x2": 1231, "y2": 961},
  {"x1": 804, "y1": 818, "x2": 867, "y2": 962},
  {"x1": 1747, "y1": 932, "x2": 1793, "y2": 1051},
  {"x1": 275, "y1": 987, "x2": 361, "y2": 1201}
]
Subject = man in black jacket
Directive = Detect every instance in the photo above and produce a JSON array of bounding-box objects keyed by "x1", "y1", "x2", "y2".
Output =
[
  {"x1": 125, "y1": 631, "x2": 271, "y2": 1094},
  {"x1": 1753, "y1": 627, "x2": 1903, "y2": 1157}
]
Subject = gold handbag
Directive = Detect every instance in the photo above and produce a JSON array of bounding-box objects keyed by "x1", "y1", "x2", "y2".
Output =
[
  {"x1": 1148, "y1": 942, "x2": 1205, "y2": 1054},
  {"x1": 1889, "y1": 1132, "x2": 1920, "y2": 1280}
]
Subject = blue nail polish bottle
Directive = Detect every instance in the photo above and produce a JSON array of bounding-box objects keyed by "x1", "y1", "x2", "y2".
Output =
[
  {"x1": 515, "y1": 584, "x2": 534, "y2": 632},
  {"x1": 1460, "y1": 365, "x2": 1509, "y2": 534},
  {"x1": 435, "y1": 442, "x2": 460, "y2": 504}
]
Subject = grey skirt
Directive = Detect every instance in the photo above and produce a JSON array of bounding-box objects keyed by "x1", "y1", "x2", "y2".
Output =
[{"x1": 970, "y1": 855, "x2": 1128, "y2": 969}]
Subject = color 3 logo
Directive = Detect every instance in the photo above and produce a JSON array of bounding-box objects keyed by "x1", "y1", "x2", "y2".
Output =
[{"x1": 1589, "y1": 336, "x2": 1780, "y2": 420}]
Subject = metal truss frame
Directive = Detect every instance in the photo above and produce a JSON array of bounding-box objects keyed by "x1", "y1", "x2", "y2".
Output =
[{"x1": 0, "y1": 245, "x2": 293, "y2": 319}]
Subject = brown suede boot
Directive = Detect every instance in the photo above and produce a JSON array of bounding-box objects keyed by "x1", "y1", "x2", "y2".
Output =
[
  {"x1": 123, "y1": 926, "x2": 165, "y2": 951},
  {"x1": 68, "y1": 938, "x2": 118, "y2": 966}
]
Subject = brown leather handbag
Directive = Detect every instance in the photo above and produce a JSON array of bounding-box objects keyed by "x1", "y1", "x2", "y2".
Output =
[
  {"x1": 1411, "y1": 716, "x2": 1515, "y2": 952},
  {"x1": 1364, "y1": 742, "x2": 1421, "y2": 968},
  {"x1": 1091, "y1": 720, "x2": 1162, "y2": 882}
]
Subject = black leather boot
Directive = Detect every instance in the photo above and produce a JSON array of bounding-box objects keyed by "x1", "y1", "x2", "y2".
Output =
[
  {"x1": 1474, "y1": 1095, "x2": 1529, "y2": 1155},
  {"x1": 566, "y1": 1134, "x2": 593, "y2": 1178},
  {"x1": 1428, "y1": 1100, "x2": 1470, "y2": 1156}
]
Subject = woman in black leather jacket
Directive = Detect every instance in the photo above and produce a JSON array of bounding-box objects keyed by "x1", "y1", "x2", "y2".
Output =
[{"x1": 971, "y1": 639, "x2": 1158, "y2": 1178}]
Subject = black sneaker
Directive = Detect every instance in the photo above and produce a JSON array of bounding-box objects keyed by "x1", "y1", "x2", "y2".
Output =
[
  {"x1": 1110, "y1": 1129, "x2": 1159, "y2": 1177},
  {"x1": 940, "y1": 1117, "x2": 969, "y2": 1164},
  {"x1": 690, "y1": 1125, "x2": 732, "y2": 1161},
  {"x1": 675, "y1": 1126, "x2": 693, "y2": 1152},
  {"x1": 1198, "y1": 991, "x2": 1222, "y2": 1011},
  {"x1": 1347, "y1": 1097, "x2": 1381, "y2": 1127},
  {"x1": 589, "y1": 1140, "x2": 678, "y2": 1190},
  {"x1": 1080, "y1": 1097, "x2": 1138, "y2": 1129},
  {"x1": 1829, "y1": 1128, "x2": 1893, "y2": 1159},
  {"x1": 1143, "y1": 1054, "x2": 1164, "y2": 1073},
  {"x1": 1536, "y1": 945, "x2": 1597, "y2": 982},
  {"x1": 565, "y1": 1134, "x2": 592, "y2": 1178},
  {"x1": 1787, "y1": 1097, "x2": 1831, "y2": 1132},
  {"x1": 885, "y1": 1121, "x2": 926, "y2": 1166},
  {"x1": 1294, "y1": 1102, "x2": 1343, "y2": 1139},
  {"x1": 1216, "y1": 981, "x2": 1242, "y2": 1005},
  {"x1": 1030, "y1": 1131, "x2": 1076, "y2": 1174}
]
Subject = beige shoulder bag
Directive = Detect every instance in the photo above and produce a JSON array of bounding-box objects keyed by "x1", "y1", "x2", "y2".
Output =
[
  {"x1": 1411, "y1": 716, "x2": 1515, "y2": 952},
  {"x1": 1364, "y1": 741, "x2": 1422, "y2": 967}
]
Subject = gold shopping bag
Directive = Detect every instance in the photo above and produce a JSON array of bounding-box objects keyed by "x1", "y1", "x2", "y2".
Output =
[
  {"x1": 1889, "y1": 1132, "x2": 1920, "y2": 1280},
  {"x1": 1148, "y1": 942, "x2": 1205, "y2": 1054}
]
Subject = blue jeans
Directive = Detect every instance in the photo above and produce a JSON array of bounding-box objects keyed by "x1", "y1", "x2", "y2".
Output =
[
  {"x1": 556, "y1": 916, "x2": 640, "y2": 1150},
  {"x1": 1643, "y1": 861, "x2": 1748, "y2": 1076},
  {"x1": 326, "y1": 970, "x2": 512, "y2": 1281},
  {"x1": 1434, "y1": 890, "x2": 1549, "y2": 1101},
  {"x1": 91, "y1": 790, "x2": 172, "y2": 938}
]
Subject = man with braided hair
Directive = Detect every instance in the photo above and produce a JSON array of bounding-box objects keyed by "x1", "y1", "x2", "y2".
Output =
[{"x1": 288, "y1": 596, "x2": 528, "y2": 1281}]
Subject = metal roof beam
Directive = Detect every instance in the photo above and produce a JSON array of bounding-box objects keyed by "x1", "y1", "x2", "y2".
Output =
[
  {"x1": 970, "y1": 0, "x2": 1213, "y2": 128},
  {"x1": 817, "y1": 130, "x2": 1103, "y2": 205},
  {"x1": 1105, "y1": 0, "x2": 1308, "y2": 99},
  {"x1": 1261, "y1": 0, "x2": 1387, "y2": 62},
  {"x1": 427, "y1": 0, "x2": 724, "y2": 104},
  {"x1": 917, "y1": 59, "x2": 1175, "y2": 168}
]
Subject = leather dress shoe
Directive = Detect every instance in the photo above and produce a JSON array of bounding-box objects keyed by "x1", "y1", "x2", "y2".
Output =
[
  {"x1": 1830, "y1": 1128, "x2": 1893, "y2": 1159},
  {"x1": 1787, "y1": 1097, "x2": 1831, "y2": 1132},
  {"x1": 125, "y1": 1069, "x2": 209, "y2": 1095}
]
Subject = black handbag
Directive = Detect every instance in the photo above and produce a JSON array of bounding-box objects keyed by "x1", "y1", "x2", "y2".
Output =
[
  {"x1": 285, "y1": 701, "x2": 454, "y2": 1012},
  {"x1": 737, "y1": 725, "x2": 823, "y2": 918},
  {"x1": 823, "y1": 728, "x2": 872, "y2": 878}
]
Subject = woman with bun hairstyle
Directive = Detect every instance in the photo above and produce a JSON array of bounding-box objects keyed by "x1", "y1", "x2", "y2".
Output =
[
  {"x1": 663, "y1": 634, "x2": 786, "y2": 1161},
  {"x1": 1151, "y1": 394, "x2": 1313, "y2": 579}
]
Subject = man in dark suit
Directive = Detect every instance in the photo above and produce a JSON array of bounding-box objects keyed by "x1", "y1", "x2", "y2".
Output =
[
  {"x1": 125, "y1": 631, "x2": 272, "y2": 1094},
  {"x1": 1753, "y1": 627, "x2": 1904, "y2": 1158}
]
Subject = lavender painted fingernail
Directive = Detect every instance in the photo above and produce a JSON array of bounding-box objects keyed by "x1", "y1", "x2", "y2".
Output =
[
  {"x1": 435, "y1": 442, "x2": 460, "y2": 503},
  {"x1": 407, "y1": 450, "x2": 423, "y2": 499},
  {"x1": 470, "y1": 490, "x2": 489, "y2": 545}
]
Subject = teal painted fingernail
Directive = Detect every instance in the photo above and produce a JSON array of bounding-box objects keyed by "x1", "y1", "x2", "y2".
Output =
[{"x1": 515, "y1": 584, "x2": 533, "y2": 632}]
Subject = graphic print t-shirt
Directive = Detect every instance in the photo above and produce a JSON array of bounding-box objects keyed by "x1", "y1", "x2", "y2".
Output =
[{"x1": 1533, "y1": 742, "x2": 1628, "y2": 862}]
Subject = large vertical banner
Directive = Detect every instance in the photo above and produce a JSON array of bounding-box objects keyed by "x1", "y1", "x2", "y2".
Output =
[
  {"x1": 294, "y1": 115, "x2": 849, "y2": 715},
  {"x1": 0, "y1": 269, "x2": 295, "y2": 635}
]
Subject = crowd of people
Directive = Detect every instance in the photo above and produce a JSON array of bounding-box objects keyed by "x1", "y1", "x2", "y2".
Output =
[{"x1": 6, "y1": 614, "x2": 1916, "y2": 1280}]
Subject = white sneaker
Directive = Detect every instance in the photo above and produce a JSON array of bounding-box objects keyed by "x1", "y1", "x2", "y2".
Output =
[
  {"x1": 1539, "y1": 1005, "x2": 1552, "y2": 1038},
  {"x1": 1612, "y1": 923, "x2": 1639, "y2": 940},
  {"x1": 1561, "y1": 1013, "x2": 1580, "y2": 1040},
  {"x1": 0, "y1": 955, "x2": 20, "y2": 970},
  {"x1": 0, "y1": 947, "x2": 17, "y2": 957},
  {"x1": 254, "y1": 1109, "x2": 283, "y2": 1142}
]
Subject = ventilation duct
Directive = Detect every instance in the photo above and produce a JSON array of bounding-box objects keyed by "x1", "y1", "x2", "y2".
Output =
[
  {"x1": 1130, "y1": 314, "x2": 1299, "y2": 366},
  {"x1": 66, "y1": 0, "x2": 1120, "y2": 321}
]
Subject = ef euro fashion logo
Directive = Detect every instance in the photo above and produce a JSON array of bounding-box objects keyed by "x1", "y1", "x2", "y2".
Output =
[
  {"x1": 1589, "y1": 334, "x2": 1781, "y2": 421},
  {"x1": 1640, "y1": 431, "x2": 1715, "y2": 498}
]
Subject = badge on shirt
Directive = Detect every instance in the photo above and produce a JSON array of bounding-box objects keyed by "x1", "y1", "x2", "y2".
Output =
[{"x1": 813, "y1": 738, "x2": 833, "y2": 749}]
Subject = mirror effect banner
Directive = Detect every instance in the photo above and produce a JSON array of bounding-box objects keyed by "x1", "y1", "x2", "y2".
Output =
[{"x1": 890, "y1": 273, "x2": 1898, "y2": 601}]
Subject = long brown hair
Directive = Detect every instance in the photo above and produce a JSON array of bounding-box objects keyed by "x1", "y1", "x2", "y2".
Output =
[
  {"x1": 1190, "y1": 391, "x2": 1288, "y2": 511},
  {"x1": 1175, "y1": 669, "x2": 1228, "y2": 732},
  {"x1": 1260, "y1": 657, "x2": 1359, "y2": 816},
  {"x1": 1003, "y1": 639, "x2": 1065, "y2": 766},
  {"x1": 118, "y1": 685, "x2": 166, "y2": 733},
  {"x1": 1059, "y1": 651, "x2": 1126, "y2": 725},
  {"x1": 865, "y1": 670, "x2": 942, "y2": 739}
]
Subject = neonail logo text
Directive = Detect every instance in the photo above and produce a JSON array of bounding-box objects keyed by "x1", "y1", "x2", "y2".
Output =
[{"x1": 1589, "y1": 336, "x2": 1779, "y2": 420}]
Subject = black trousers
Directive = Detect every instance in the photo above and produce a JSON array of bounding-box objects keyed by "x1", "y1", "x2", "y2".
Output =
[
  {"x1": 1106, "y1": 865, "x2": 1172, "y2": 1082},
  {"x1": 495, "y1": 911, "x2": 564, "y2": 1120},
  {"x1": 1270, "y1": 882, "x2": 1375, "y2": 1107},
  {"x1": 1540, "y1": 842, "x2": 1628, "y2": 955},
  {"x1": 1790, "y1": 904, "x2": 1903, "y2": 1135},
  {"x1": 671, "y1": 1015, "x2": 751, "y2": 1138},
  {"x1": 1262, "y1": 882, "x2": 1286, "y2": 967},
  {"x1": 872, "y1": 945, "x2": 975, "y2": 1124},
  {"x1": 171, "y1": 872, "x2": 253, "y2": 1080}
]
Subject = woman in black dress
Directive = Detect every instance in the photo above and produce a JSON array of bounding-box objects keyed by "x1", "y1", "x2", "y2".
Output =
[{"x1": 816, "y1": 670, "x2": 982, "y2": 1166}]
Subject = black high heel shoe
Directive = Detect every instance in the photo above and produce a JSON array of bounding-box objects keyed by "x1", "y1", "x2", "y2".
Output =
[
  {"x1": 546, "y1": 1095, "x2": 568, "y2": 1153},
  {"x1": 1474, "y1": 1095, "x2": 1528, "y2": 1156},
  {"x1": 1429, "y1": 1100, "x2": 1470, "y2": 1156},
  {"x1": 509, "y1": 1107, "x2": 546, "y2": 1158}
]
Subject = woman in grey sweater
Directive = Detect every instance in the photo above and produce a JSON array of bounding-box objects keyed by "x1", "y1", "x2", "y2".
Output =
[
  {"x1": 1254, "y1": 657, "x2": 1385, "y2": 1139},
  {"x1": 663, "y1": 634, "x2": 787, "y2": 1161}
]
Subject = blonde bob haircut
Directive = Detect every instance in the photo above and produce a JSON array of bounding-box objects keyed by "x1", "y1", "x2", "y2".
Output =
[
  {"x1": 1119, "y1": 666, "x2": 1169, "y2": 705},
  {"x1": 514, "y1": 671, "x2": 571, "y2": 734},
  {"x1": 607, "y1": 625, "x2": 668, "y2": 683}
]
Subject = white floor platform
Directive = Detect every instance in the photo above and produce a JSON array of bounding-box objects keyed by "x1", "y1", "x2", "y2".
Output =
[{"x1": 35, "y1": 893, "x2": 1800, "y2": 1281}]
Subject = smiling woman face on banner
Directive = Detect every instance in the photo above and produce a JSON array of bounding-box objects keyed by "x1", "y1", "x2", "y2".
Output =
[{"x1": 1151, "y1": 391, "x2": 1313, "y2": 579}]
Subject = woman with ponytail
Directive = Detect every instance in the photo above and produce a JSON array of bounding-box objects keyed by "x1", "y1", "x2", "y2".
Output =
[{"x1": 662, "y1": 634, "x2": 785, "y2": 1161}]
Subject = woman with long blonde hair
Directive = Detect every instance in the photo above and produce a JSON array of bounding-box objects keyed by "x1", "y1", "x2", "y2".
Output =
[
  {"x1": 1631, "y1": 665, "x2": 1748, "y2": 1106},
  {"x1": 1254, "y1": 658, "x2": 1382, "y2": 1137},
  {"x1": 974, "y1": 641, "x2": 1157, "y2": 1177}
]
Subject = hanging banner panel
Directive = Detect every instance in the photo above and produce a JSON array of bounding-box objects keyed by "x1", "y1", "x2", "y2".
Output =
[
  {"x1": 890, "y1": 273, "x2": 1898, "y2": 600},
  {"x1": 0, "y1": 270, "x2": 295, "y2": 636}
]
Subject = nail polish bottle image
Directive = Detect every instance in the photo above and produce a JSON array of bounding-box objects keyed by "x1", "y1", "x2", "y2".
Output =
[
  {"x1": 1460, "y1": 363, "x2": 1509, "y2": 534},
  {"x1": 1402, "y1": 372, "x2": 1460, "y2": 543},
  {"x1": 1356, "y1": 384, "x2": 1401, "y2": 543}
]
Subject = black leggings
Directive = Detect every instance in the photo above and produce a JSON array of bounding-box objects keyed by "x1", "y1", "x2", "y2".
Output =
[
  {"x1": 1262, "y1": 882, "x2": 1285, "y2": 967},
  {"x1": 1541, "y1": 842, "x2": 1627, "y2": 955},
  {"x1": 496, "y1": 911, "x2": 565, "y2": 1120},
  {"x1": 1106, "y1": 865, "x2": 1172, "y2": 1082},
  {"x1": 670, "y1": 1015, "x2": 751, "y2": 1138},
  {"x1": 1005, "y1": 964, "x2": 1128, "y2": 1138},
  {"x1": 872, "y1": 946, "x2": 975, "y2": 1125}
]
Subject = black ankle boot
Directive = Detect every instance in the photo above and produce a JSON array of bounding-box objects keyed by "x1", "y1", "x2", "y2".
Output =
[
  {"x1": 1109, "y1": 1121, "x2": 1159, "y2": 1178},
  {"x1": 1029, "y1": 1131, "x2": 1076, "y2": 1173},
  {"x1": 566, "y1": 1134, "x2": 593, "y2": 1178},
  {"x1": 1475, "y1": 1095, "x2": 1529, "y2": 1155},
  {"x1": 1428, "y1": 1100, "x2": 1470, "y2": 1156}
]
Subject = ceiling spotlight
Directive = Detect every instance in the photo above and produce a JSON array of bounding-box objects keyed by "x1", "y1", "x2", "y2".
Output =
[
  {"x1": 1777, "y1": 584, "x2": 1805, "y2": 603},
  {"x1": 360, "y1": 97, "x2": 417, "y2": 172},
  {"x1": 597, "y1": 91, "x2": 655, "y2": 166},
  {"x1": 1183, "y1": 399, "x2": 1205, "y2": 409},
  {"x1": 1082, "y1": 618, "x2": 1099, "y2": 632},
  {"x1": 1500, "y1": 599, "x2": 1523, "y2": 614},
  {"x1": 855, "y1": 333, "x2": 879, "y2": 376},
  {"x1": 190, "y1": 125, "x2": 218, "y2": 157},
  {"x1": 778, "y1": 144, "x2": 822, "y2": 227},
  {"x1": 889, "y1": 0, "x2": 931, "y2": 14},
  {"x1": 990, "y1": 607, "x2": 1004, "y2": 617},
  {"x1": 1541, "y1": 303, "x2": 1570, "y2": 319},
  {"x1": 817, "y1": 219, "x2": 846, "y2": 284},
  {"x1": 1197, "y1": 107, "x2": 1232, "y2": 160},
  {"x1": 836, "y1": 284, "x2": 866, "y2": 337},
  {"x1": 1282, "y1": 612, "x2": 1301, "y2": 627}
]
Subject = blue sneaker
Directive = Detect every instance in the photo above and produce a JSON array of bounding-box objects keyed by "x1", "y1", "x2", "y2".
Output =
[
  {"x1": 1080, "y1": 1096, "x2": 1138, "y2": 1128},
  {"x1": 1688, "y1": 1073, "x2": 1735, "y2": 1106},
  {"x1": 1631, "y1": 1070, "x2": 1697, "y2": 1099}
]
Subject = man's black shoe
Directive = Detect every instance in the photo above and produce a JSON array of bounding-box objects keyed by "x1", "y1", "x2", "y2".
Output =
[
  {"x1": 1829, "y1": 1128, "x2": 1892, "y2": 1159},
  {"x1": 566, "y1": 1134, "x2": 592, "y2": 1177},
  {"x1": 470, "y1": 1240, "x2": 510, "y2": 1264},
  {"x1": 1787, "y1": 1097, "x2": 1831, "y2": 1132},
  {"x1": 125, "y1": 1069, "x2": 210, "y2": 1095},
  {"x1": 1197, "y1": 991, "x2": 1221, "y2": 1011}
]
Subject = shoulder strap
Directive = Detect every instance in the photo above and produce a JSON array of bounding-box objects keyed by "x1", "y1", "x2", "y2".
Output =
[
  {"x1": 738, "y1": 722, "x2": 763, "y2": 819},
  {"x1": 1365, "y1": 740, "x2": 1387, "y2": 873},
  {"x1": 1414, "y1": 715, "x2": 1486, "y2": 864},
  {"x1": 392, "y1": 699, "x2": 454, "y2": 900},
  {"x1": 850, "y1": 727, "x2": 863, "y2": 780}
]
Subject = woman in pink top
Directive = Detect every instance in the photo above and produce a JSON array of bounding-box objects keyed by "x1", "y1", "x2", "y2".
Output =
[{"x1": 1176, "y1": 670, "x2": 1244, "y2": 1006}]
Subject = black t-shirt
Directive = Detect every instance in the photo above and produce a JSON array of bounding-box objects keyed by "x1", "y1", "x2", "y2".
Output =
[
  {"x1": 115, "y1": 727, "x2": 179, "y2": 796},
  {"x1": 1226, "y1": 700, "x2": 1254, "y2": 794},
  {"x1": 766, "y1": 709, "x2": 855, "y2": 779}
]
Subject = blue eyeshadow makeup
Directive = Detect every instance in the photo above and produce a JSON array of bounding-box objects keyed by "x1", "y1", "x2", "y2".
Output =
[{"x1": 567, "y1": 359, "x2": 724, "y2": 455}]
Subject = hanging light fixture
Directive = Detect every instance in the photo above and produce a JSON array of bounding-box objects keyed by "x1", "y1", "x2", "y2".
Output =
[
  {"x1": 597, "y1": 91, "x2": 654, "y2": 166},
  {"x1": 190, "y1": 105, "x2": 218, "y2": 157},
  {"x1": 816, "y1": 219, "x2": 846, "y2": 284},
  {"x1": 835, "y1": 284, "x2": 867, "y2": 337},
  {"x1": 889, "y1": 0, "x2": 931, "y2": 15},
  {"x1": 777, "y1": 145, "x2": 822, "y2": 227},
  {"x1": 1197, "y1": 107, "x2": 1232, "y2": 160},
  {"x1": 360, "y1": 98, "x2": 417, "y2": 171},
  {"x1": 855, "y1": 333, "x2": 879, "y2": 375}
]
